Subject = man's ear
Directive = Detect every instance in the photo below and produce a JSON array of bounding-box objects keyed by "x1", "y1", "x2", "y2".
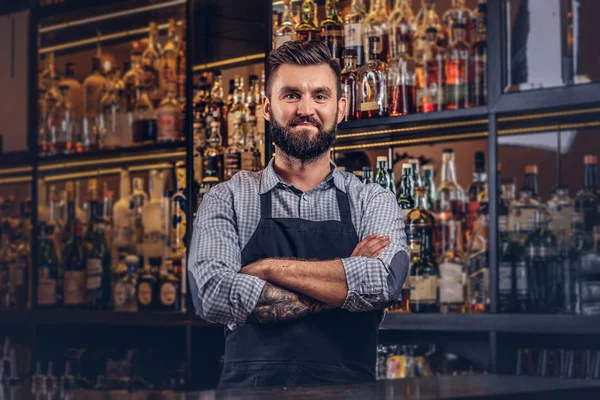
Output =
[
  {"x1": 262, "y1": 96, "x2": 271, "y2": 122},
  {"x1": 337, "y1": 96, "x2": 347, "y2": 124}
]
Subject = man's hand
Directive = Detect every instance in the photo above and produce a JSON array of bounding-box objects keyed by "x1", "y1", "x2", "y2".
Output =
[{"x1": 351, "y1": 233, "x2": 390, "y2": 257}]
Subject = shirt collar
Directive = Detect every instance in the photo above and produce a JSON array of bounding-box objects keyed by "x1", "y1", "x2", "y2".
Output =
[{"x1": 259, "y1": 157, "x2": 346, "y2": 195}]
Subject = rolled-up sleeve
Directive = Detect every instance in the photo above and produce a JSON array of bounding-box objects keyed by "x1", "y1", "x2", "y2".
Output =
[
  {"x1": 187, "y1": 184, "x2": 266, "y2": 330},
  {"x1": 341, "y1": 186, "x2": 410, "y2": 312}
]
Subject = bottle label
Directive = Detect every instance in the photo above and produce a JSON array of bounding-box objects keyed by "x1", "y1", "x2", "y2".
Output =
[
  {"x1": 63, "y1": 271, "x2": 86, "y2": 305},
  {"x1": 548, "y1": 204, "x2": 574, "y2": 234},
  {"x1": 498, "y1": 215, "x2": 509, "y2": 232},
  {"x1": 323, "y1": 29, "x2": 343, "y2": 38},
  {"x1": 86, "y1": 258, "x2": 103, "y2": 290},
  {"x1": 360, "y1": 101, "x2": 380, "y2": 112},
  {"x1": 157, "y1": 109, "x2": 179, "y2": 141},
  {"x1": 511, "y1": 207, "x2": 536, "y2": 232},
  {"x1": 499, "y1": 262, "x2": 512, "y2": 293},
  {"x1": 37, "y1": 273, "x2": 57, "y2": 305},
  {"x1": 138, "y1": 282, "x2": 153, "y2": 305},
  {"x1": 163, "y1": 57, "x2": 177, "y2": 84},
  {"x1": 344, "y1": 23, "x2": 363, "y2": 47},
  {"x1": 410, "y1": 275, "x2": 438, "y2": 302},
  {"x1": 113, "y1": 282, "x2": 127, "y2": 306},
  {"x1": 516, "y1": 261, "x2": 528, "y2": 297},
  {"x1": 275, "y1": 34, "x2": 292, "y2": 49},
  {"x1": 439, "y1": 262, "x2": 464, "y2": 303},
  {"x1": 160, "y1": 282, "x2": 176, "y2": 306}
]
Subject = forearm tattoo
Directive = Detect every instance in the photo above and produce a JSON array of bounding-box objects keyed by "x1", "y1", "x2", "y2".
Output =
[{"x1": 248, "y1": 282, "x2": 333, "y2": 323}]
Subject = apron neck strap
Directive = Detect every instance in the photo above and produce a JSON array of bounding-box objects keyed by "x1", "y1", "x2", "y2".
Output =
[{"x1": 260, "y1": 191, "x2": 273, "y2": 218}]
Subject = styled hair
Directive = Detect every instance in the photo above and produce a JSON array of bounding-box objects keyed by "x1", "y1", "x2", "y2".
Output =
[{"x1": 266, "y1": 40, "x2": 342, "y2": 100}]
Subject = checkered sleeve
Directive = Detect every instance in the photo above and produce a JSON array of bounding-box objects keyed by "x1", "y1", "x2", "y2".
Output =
[
  {"x1": 341, "y1": 185, "x2": 410, "y2": 312},
  {"x1": 187, "y1": 183, "x2": 266, "y2": 330}
]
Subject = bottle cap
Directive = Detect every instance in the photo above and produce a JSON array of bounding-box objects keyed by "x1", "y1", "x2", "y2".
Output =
[
  {"x1": 530, "y1": 165, "x2": 538, "y2": 174},
  {"x1": 422, "y1": 165, "x2": 434, "y2": 171},
  {"x1": 584, "y1": 155, "x2": 598, "y2": 164},
  {"x1": 443, "y1": 148, "x2": 453, "y2": 153},
  {"x1": 377, "y1": 156, "x2": 388, "y2": 163},
  {"x1": 402, "y1": 163, "x2": 412, "y2": 169}
]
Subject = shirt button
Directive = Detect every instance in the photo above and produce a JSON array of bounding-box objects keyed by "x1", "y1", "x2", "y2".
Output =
[{"x1": 302, "y1": 194, "x2": 308, "y2": 201}]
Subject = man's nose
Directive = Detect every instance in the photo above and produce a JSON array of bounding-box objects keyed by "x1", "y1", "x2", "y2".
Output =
[{"x1": 296, "y1": 96, "x2": 315, "y2": 116}]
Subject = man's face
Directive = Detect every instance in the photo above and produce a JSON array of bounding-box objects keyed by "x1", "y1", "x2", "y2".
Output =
[{"x1": 263, "y1": 64, "x2": 346, "y2": 162}]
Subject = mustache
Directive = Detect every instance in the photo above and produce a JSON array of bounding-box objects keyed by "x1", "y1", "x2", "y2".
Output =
[{"x1": 287, "y1": 115, "x2": 323, "y2": 129}]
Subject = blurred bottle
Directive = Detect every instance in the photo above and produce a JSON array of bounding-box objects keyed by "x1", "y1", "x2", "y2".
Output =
[{"x1": 82, "y1": 57, "x2": 107, "y2": 150}]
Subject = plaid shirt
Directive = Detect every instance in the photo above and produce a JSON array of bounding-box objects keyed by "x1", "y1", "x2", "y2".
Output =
[{"x1": 188, "y1": 158, "x2": 410, "y2": 330}]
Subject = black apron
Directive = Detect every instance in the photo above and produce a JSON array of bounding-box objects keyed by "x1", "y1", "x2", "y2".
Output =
[{"x1": 218, "y1": 187, "x2": 383, "y2": 389}]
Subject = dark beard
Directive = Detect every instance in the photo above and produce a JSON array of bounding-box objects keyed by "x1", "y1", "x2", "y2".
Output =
[{"x1": 270, "y1": 114, "x2": 337, "y2": 162}]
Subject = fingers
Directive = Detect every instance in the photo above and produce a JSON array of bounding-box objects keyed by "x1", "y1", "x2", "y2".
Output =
[
  {"x1": 351, "y1": 233, "x2": 377, "y2": 256},
  {"x1": 359, "y1": 236, "x2": 390, "y2": 257}
]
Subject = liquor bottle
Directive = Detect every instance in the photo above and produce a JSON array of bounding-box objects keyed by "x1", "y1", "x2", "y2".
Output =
[
  {"x1": 389, "y1": 0, "x2": 416, "y2": 59},
  {"x1": 62, "y1": 219, "x2": 86, "y2": 308},
  {"x1": 157, "y1": 81, "x2": 182, "y2": 142},
  {"x1": 547, "y1": 185, "x2": 575, "y2": 245},
  {"x1": 415, "y1": 26, "x2": 445, "y2": 113},
  {"x1": 171, "y1": 163, "x2": 187, "y2": 260},
  {"x1": 407, "y1": 186, "x2": 439, "y2": 312},
  {"x1": 242, "y1": 116, "x2": 260, "y2": 171},
  {"x1": 375, "y1": 156, "x2": 391, "y2": 190},
  {"x1": 364, "y1": 0, "x2": 390, "y2": 63},
  {"x1": 142, "y1": 171, "x2": 166, "y2": 268},
  {"x1": 408, "y1": 159, "x2": 422, "y2": 188},
  {"x1": 132, "y1": 83, "x2": 157, "y2": 144},
  {"x1": 86, "y1": 212, "x2": 111, "y2": 310},
  {"x1": 137, "y1": 264, "x2": 157, "y2": 311},
  {"x1": 60, "y1": 182, "x2": 76, "y2": 247},
  {"x1": 123, "y1": 43, "x2": 144, "y2": 145},
  {"x1": 321, "y1": 0, "x2": 344, "y2": 65},
  {"x1": 525, "y1": 209, "x2": 559, "y2": 313},
  {"x1": 388, "y1": 166, "x2": 397, "y2": 196},
  {"x1": 59, "y1": 62, "x2": 84, "y2": 125},
  {"x1": 113, "y1": 254, "x2": 139, "y2": 312},
  {"x1": 142, "y1": 22, "x2": 163, "y2": 107},
  {"x1": 574, "y1": 155, "x2": 599, "y2": 237},
  {"x1": 39, "y1": 52, "x2": 56, "y2": 93},
  {"x1": 510, "y1": 165, "x2": 540, "y2": 238},
  {"x1": 398, "y1": 163, "x2": 415, "y2": 217},
  {"x1": 51, "y1": 85, "x2": 75, "y2": 155},
  {"x1": 442, "y1": 0, "x2": 473, "y2": 45},
  {"x1": 82, "y1": 57, "x2": 107, "y2": 149},
  {"x1": 388, "y1": 37, "x2": 416, "y2": 116},
  {"x1": 471, "y1": 0, "x2": 487, "y2": 107},
  {"x1": 74, "y1": 181, "x2": 87, "y2": 225},
  {"x1": 0, "y1": 222, "x2": 14, "y2": 309},
  {"x1": 445, "y1": 22, "x2": 470, "y2": 110},
  {"x1": 113, "y1": 170, "x2": 132, "y2": 256},
  {"x1": 83, "y1": 179, "x2": 99, "y2": 253},
  {"x1": 37, "y1": 178, "x2": 50, "y2": 225},
  {"x1": 158, "y1": 260, "x2": 181, "y2": 311},
  {"x1": 227, "y1": 77, "x2": 248, "y2": 146},
  {"x1": 245, "y1": 75, "x2": 260, "y2": 126},
  {"x1": 422, "y1": 165, "x2": 435, "y2": 211},
  {"x1": 466, "y1": 198, "x2": 489, "y2": 313},
  {"x1": 362, "y1": 166, "x2": 373, "y2": 184},
  {"x1": 204, "y1": 121, "x2": 225, "y2": 183},
  {"x1": 275, "y1": 0, "x2": 296, "y2": 49},
  {"x1": 161, "y1": 19, "x2": 179, "y2": 92},
  {"x1": 98, "y1": 80, "x2": 121, "y2": 150},
  {"x1": 176, "y1": 20, "x2": 187, "y2": 106},
  {"x1": 296, "y1": 0, "x2": 320, "y2": 41},
  {"x1": 209, "y1": 71, "x2": 227, "y2": 141},
  {"x1": 38, "y1": 222, "x2": 59, "y2": 307},
  {"x1": 435, "y1": 149, "x2": 466, "y2": 313},
  {"x1": 344, "y1": 0, "x2": 367, "y2": 67},
  {"x1": 358, "y1": 36, "x2": 388, "y2": 119},
  {"x1": 341, "y1": 50, "x2": 359, "y2": 122},
  {"x1": 467, "y1": 152, "x2": 487, "y2": 242},
  {"x1": 225, "y1": 118, "x2": 243, "y2": 180},
  {"x1": 415, "y1": 0, "x2": 442, "y2": 43},
  {"x1": 130, "y1": 177, "x2": 148, "y2": 263}
]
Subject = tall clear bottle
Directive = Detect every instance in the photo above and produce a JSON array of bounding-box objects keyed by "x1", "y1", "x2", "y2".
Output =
[
  {"x1": 467, "y1": 152, "x2": 487, "y2": 243},
  {"x1": 344, "y1": 0, "x2": 367, "y2": 67},
  {"x1": 171, "y1": 163, "x2": 187, "y2": 260},
  {"x1": 341, "y1": 50, "x2": 359, "y2": 121},
  {"x1": 275, "y1": 0, "x2": 297, "y2": 49},
  {"x1": 227, "y1": 77, "x2": 248, "y2": 146},
  {"x1": 113, "y1": 169, "x2": 132, "y2": 256},
  {"x1": 358, "y1": 36, "x2": 388, "y2": 119},
  {"x1": 51, "y1": 85, "x2": 75, "y2": 155},
  {"x1": 62, "y1": 219, "x2": 86, "y2": 308},
  {"x1": 296, "y1": 0, "x2": 320, "y2": 41},
  {"x1": 375, "y1": 156, "x2": 391, "y2": 191},
  {"x1": 161, "y1": 19, "x2": 179, "y2": 94},
  {"x1": 388, "y1": 33, "x2": 416, "y2": 117},
  {"x1": 82, "y1": 57, "x2": 107, "y2": 150},
  {"x1": 86, "y1": 211, "x2": 111, "y2": 310},
  {"x1": 242, "y1": 116, "x2": 260, "y2": 171},
  {"x1": 422, "y1": 165, "x2": 435, "y2": 211},
  {"x1": 320, "y1": 0, "x2": 344, "y2": 65},
  {"x1": 132, "y1": 83, "x2": 157, "y2": 144},
  {"x1": 445, "y1": 22, "x2": 471, "y2": 110},
  {"x1": 415, "y1": 26, "x2": 445, "y2": 113},
  {"x1": 225, "y1": 118, "x2": 244, "y2": 180},
  {"x1": 435, "y1": 149, "x2": 466, "y2": 313},
  {"x1": 123, "y1": 42, "x2": 144, "y2": 146},
  {"x1": 157, "y1": 81, "x2": 182, "y2": 142},
  {"x1": 510, "y1": 165, "x2": 540, "y2": 241},
  {"x1": 471, "y1": 0, "x2": 487, "y2": 106},
  {"x1": 142, "y1": 22, "x2": 163, "y2": 107},
  {"x1": 142, "y1": 170, "x2": 167, "y2": 269},
  {"x1": 398, "y1": 163, "x2": 415, "y2": 217},
  {"x1": 130, "y1": 177, "x2": 148, "y2": 267},
  {"x1": 98, "y1": 80, "x2": 121, "y2": 149},
  {"x1": 364, "y1": 0, "x2": 390, "y2": 63},
  {"x1": 203, "y1": 121, "x2": 225, "y2": 184},
  {"x1": 389, "y1": 0, "x2": 416, "y2": 59}
]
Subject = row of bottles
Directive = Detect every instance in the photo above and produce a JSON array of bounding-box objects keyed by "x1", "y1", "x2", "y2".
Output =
[
  {"x1": 274, "y1": 0, "x2": 487, "y2": 119},
  {"x1": 36, "y1": 166, "x2": 187, "y2": 311},
  {"x1": 356, "y1": 149, "x2": 488, "y2": 314},
  {"x1": 192, "y1": 72, "x2": 266, "y2": 209},
  {"x1": 38, "y1": 19, "x2": 187, "y2": 156}
]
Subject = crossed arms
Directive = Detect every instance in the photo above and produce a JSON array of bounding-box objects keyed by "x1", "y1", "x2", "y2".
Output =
[{"x1": 187, "y1": 183, "x2": 410, "y2": 330}]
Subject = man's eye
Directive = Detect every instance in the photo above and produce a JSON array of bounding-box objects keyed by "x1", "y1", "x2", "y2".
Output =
[
  {"x1": 284, "y1": 93, "x2": 298, "y2": 99},
  {"x1": 315, "y1": 95, "x2": 328, "y2": 100}
]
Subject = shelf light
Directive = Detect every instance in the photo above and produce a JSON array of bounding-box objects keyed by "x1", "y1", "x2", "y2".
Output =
[
  {"x1": 44, "y1": 162, "x2": 175, "y2": 183},
  {"x1": 332, "y1": 132, "x2": 489, "y2": 152},
  {"x1": 193, "y1": 53, "x2": 266, "y2": 72},
  {"x1": 39, "y1": 23, "x2": 169, "y2": 55},
  {"x1": 272, "y1": 0, "x2": 303, "y2": 6},
  {"x1": 0, "y1": 176, "x2": 32, "y2": 185},
  {"x1": 0, "y1": 166, "x2": 33, "y2": 177},
  {"x1": 38, "y1": 150, "x2": 186, "y2": 172},
  {"x1": 39, "y1": 0, "x2": 186, "y2": 34}
]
